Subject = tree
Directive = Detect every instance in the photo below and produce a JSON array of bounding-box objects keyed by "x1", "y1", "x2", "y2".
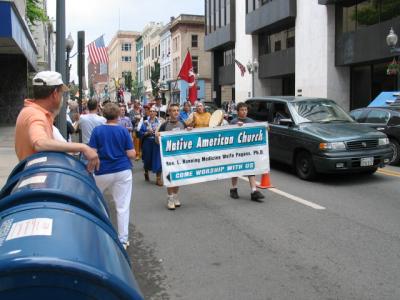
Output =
[
  {"x1": 131, "y1": 77, "x2": 140, "y2": 100},
  {"x1": 150, "y1": 60, "x2": 160, "y2": 97},
  {"x1": 26, "y1": 0, "x2": 48, "y2": 25}
]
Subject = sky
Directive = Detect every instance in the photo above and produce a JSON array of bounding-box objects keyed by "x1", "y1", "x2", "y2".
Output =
[{"x1": 47, "y1": 0, "x2": 204, "y2": 82}]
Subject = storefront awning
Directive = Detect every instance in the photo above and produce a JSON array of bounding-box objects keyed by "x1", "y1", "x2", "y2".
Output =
[{"x1": 0, "y1": 1, "x2": 38, "y2": 70}]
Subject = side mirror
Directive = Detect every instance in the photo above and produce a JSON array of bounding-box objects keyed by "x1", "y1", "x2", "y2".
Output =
[
  {"x1": 278, "y1": 118, "x2": 293, "y2": 126},
  {"x1": 387, "y1": 116, "x2": 400, "y2": 126}
]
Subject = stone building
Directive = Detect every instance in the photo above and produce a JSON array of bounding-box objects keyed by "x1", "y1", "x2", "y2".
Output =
[
  {"x1": 170, "y1": 14, "x2": 212, "y2": 104},
  {"x1": 205, "y1": 0, "x2": 400, "y2": 110},
  {"x1": 108, "y1": 30, "x2": 140, "y2": 101}
]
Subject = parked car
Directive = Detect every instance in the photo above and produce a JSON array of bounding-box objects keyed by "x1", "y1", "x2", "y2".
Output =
[
  {"x1": 350, "y1": 107, "x2": 400, "y2": 165},
  {"x1": 246, "y1": 97, "x2": 393, "y2": 180}
]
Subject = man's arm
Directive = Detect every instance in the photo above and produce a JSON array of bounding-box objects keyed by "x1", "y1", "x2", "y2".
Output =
[{"x1": 34, "y1": 138, "x2": 99, "y2": 173}]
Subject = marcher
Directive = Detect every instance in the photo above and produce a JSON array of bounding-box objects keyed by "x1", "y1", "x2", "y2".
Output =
[
  {"x1": 15, "y1": 71, "x2": 99, "y2": 172},
  {"x1": 157, "y1": 103, "x2": 186, "y2": 210},
  {"x1": 153, "y1": 97, "x2": 166, "y2": 119},
  {"x1": 229, "y1": 102, "x2": 265, "y2": 202},
  {"x1": 139, "y1": 106, "x2": 163, "y2": 186},
  {"x1": 185, "y1": 101, "x2": 211, "y2": 128},
  {"x1": 88, "y1": 102, "x2": 136, "y2": 250},
  {"x1": 128, "y1": 100, "x2": 143, "y2": 160},
  {"x1": 75, "y1": 98, "x2": 106, "y2": 144},
  {"x1": 118, "y1": 104, "x2": 133, "y2": 133},
  {"x1": 179, "y1": 101, "x2": 192, "y2": 122}
]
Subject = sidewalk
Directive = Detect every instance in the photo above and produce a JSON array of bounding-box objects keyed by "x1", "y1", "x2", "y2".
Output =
[{"x1": 0, "y1": 126, "x2": 18, "y2": 188}]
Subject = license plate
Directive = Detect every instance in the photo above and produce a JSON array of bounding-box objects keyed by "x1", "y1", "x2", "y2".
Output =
[{"x1": 360, "y1": 157, "x2": 374, "y2": 167}]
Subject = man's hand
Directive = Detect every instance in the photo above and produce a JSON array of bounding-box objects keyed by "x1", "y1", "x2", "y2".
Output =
[
  {"x1": 237, "y1": 121, "x2": 244, "y2": 127},
  {"x1": 82, "y1": 145, "x2": 100, "y2": 173}
]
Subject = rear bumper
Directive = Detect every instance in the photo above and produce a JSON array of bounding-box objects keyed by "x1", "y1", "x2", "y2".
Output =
[{"x1": 313, "y1": 147, "x2": 393, "y2": 173}]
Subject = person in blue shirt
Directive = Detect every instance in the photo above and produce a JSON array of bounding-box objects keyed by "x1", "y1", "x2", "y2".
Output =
[
  {"x1": 179, "y1": 101, "x2": 192, "y2": 122},
  {"x1": 89, "y1": 102, "x2": 136, "y2": 250}
]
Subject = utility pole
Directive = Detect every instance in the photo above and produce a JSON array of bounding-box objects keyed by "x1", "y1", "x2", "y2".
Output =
[
  {"x1": 55, "y1": 0, "x2": 67, "y2": 137},
  {"x1": 77, "y1": 31, "x2": 85, "y2": 143}
]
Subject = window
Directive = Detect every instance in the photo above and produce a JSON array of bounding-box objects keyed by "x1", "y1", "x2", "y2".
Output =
[
  {"x1": 365, "y1": 110, "x2": 390, "y2": 124},
  {"x1": 192, "y1": 56, "x2": 199, "y2": 74},
  {"x1": 274, "y1": 41, "x2": 281, "y2": 52},
  {"x1": 223, "y1": 49, "x2": 235, "y2": 66},
  {"x1": 192, "y1": 35, "x2": 198, "y2": 48},
  {"x1": 121, "y1": 43, "x2": 131, "y2": 51},
  {"x1": 259, "y1": 26, "x2": 295, "y2": 55},
  {"x1": 337, "y1": 0, "x2": 400, "y2": 34},
  {"x1": 122, "y1": 56, "x2": 132, "y2": 62}
]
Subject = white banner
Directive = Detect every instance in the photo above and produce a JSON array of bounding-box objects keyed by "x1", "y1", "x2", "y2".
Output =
[{"x1": 159, "y1": 123, "x2": 270, "y2": 187}]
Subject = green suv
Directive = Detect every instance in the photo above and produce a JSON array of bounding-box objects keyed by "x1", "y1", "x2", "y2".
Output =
[{"x1": 246, "y1": 97, "x2": 393, "y2": 180}]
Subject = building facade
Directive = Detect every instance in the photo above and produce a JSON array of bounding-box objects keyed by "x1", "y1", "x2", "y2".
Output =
[
  {"x1": 159, "y1": 21, "x2": 173, "y2": 103},
  {"x1": 0, "y1": 0, "x2": 46, "y2": 124},
  {"x1": 170, "y1": 14, "x2": 212, "y2": 104},
  {"x1": 108, "y1": 30, "x2": 140, "y2": 101},
  {"x1": 135, "y1": 35, "x2": 144, "y2": 102},
  {"x1": 88, "y1": 62, "x2": 109, "y2": 100},
  {"x1": 205, "y1": 0, "x2": 400, "y2": 110},
  {"x1": 141, "y1": 22, "x2": 163, "y2": 103}
]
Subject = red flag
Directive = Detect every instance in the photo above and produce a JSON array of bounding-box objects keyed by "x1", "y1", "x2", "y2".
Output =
[{"x1": 178, "y1": 51, "x2": 197, "y2": 104}]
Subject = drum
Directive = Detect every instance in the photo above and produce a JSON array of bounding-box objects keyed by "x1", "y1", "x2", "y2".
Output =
[{"x1": 209, "y1": 110, "x2": 224, "y2": 127}]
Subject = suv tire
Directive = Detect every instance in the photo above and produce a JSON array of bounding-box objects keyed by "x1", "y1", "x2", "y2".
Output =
[
  {"x1": 295, "y1": 151, "x2": 317, "y2": 181},
  {"x1": 389, "y1": 138, "x2": 400, "y2": 165}
]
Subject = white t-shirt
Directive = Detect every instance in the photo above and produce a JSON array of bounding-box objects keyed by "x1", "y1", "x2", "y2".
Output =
[{"x1": 78, "y1": 113, "x2": 106, "y2": 144}]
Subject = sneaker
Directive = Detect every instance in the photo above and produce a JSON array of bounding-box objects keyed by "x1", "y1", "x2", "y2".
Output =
[
  {"x1": 230, "y1": 188, "x2": 239, "y2": 199},
  {"x1": 122, "y1": 242, "x2": 129, "y2": 250},
  {"x1": 167, "y1": 197, "x2": 176, "y2": 210},
  {"x1": 173, "y1": 194, "x2": 181, "y2": 207},
  {"x1": 251, "y1": 190, "x2": 265, "y2": 202}
]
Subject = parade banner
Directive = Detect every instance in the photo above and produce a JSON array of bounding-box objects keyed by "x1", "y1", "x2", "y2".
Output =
[{"x1": 159, "y1": 123, "x2": 270, "y2": 187}]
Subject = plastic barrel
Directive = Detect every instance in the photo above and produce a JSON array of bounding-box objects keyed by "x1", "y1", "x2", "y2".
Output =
[
  {"x1": 0, "y1": 152, "x2": 97, "y2": 199},
  {"x1": 0, "y1": 169, "x2": 111, "y2": 228},
  {"x1": 0, "y1": 202, "x2": 143, "y2": 300},
  {"x1": 6, "y1": 151, "x2": 91, "y2": 183}
]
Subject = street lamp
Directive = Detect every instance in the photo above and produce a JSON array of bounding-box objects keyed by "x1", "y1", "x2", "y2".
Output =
[
  {"x1": 247, "y1": 59, "x2": 259, "y2": 98},
  {"x1": 387, "y1": 27, "x2": 400, "y2": 53},
  {"x1": 386, "y1": 27, "x2": 400, "y2": 91},
  {"x1": 65, "y1": 33, "x2": 75, "y2": 86}
]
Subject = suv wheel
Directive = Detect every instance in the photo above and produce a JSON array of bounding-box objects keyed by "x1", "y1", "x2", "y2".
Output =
[
  {"x1": 295, "y1": 151, "x2": 317, "y2": 181},
  {"x1": 389, "y1": 139, "x2": 400, "y2": 165}
]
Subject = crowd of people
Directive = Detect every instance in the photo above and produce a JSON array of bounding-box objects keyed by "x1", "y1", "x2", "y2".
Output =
[{"x1": 14, "y1": 71, "x2": 265, "y2": 250}]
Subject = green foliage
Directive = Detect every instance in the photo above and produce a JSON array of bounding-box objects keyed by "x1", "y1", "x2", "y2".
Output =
[
  {"x1": 123, "y1": 72, "x2": 132, "y2": 92},
  {"x1": 131, "y1": 77, "x2": 140, "y2": 99},
  {"x1": 150, "y1": 60, "x2": 160, "y2": 97},
  {"x1": 26, "y1": 0, "x2": 49, "y2": 25},
  {"x1": 355, "y1": 0, "x2": 400, "y2": 26}
]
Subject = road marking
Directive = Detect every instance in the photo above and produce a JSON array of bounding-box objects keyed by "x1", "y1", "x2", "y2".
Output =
[
  {"x1": 239, "y1": 177, "x2": 326, "y2": 210},
  {"x1": 377, "y1": 169, "x2": 400, "y2": 178}
]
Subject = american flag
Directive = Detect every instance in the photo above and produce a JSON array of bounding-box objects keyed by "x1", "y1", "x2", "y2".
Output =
[
  {"x1": 235, "y1": 59, "x2": 246, "y2": 77},
  {"x1": 87, "y1": 36, "x2": 109, "y2": 65}
]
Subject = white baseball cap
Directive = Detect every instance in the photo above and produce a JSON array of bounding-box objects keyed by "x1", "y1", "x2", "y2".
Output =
[{"x1": 33, "y1": 71, "x2": 68, "y2": 91}]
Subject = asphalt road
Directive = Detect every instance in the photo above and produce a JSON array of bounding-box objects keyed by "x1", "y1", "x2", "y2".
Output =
[{"x1": 112, "y1": 162, "x2": 400, "y2": 300}]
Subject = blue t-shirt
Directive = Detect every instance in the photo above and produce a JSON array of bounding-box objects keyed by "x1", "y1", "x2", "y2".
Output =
[{"x1": 89, "y1": 125, "x2": 133, "y2": 175}]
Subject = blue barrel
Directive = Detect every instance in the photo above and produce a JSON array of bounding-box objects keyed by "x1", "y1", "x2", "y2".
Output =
[
  {"x1": 0, "y1": 169, "x2": 111, "y2": 228},
  {"x1": 6, "y1": 151, "x2": 91, "y2": 184},
  {"x1": 0, "y1": 202, "x2": 143, "y2": 300}
]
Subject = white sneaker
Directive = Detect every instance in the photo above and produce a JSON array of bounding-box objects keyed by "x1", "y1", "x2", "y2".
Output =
[
  {"x1": 167, "y1": 197, "x2": 175, "y2": 210},
  {"x1": 173, "y1": 194, "x2": 181, "y2": 207}
]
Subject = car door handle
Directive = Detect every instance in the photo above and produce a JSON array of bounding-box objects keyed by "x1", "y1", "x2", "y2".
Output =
[{"x1": 376, "y1": 127, "x2": 385, "y2": 130}]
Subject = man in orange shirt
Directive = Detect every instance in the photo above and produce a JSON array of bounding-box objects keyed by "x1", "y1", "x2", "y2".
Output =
[{"x1": 15, "y1": 71, "x2": 99, "y2": 172}]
